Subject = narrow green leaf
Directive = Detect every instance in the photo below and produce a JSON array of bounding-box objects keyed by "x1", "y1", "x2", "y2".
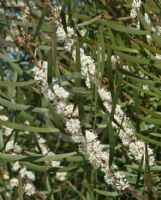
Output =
[
  {"x1": 0, "y1": 80, "x2": 37, "y2": 87},
  {"x1": 94, "y1": 189, "x2": 118, "y2": 197},
  {"x1": 145, "y1": 143, "x2": 155, "y2": 200},
  {"x1": 21, "y1": 162, "x2": 50, "y2": 172},
  {"x1": 0, "y1": 97, "x2": 49, "y2": 113},
  {"x1": 99, "y1": 25, "x2": 105, "y2": 76},
  {"x1": 0, "y1": 152, "x2": 77, "y2": 163},
  {"x1": 138, "y1": 115, "x2": 161, "y2": 125},
  {"x1": 106, "y1": 42, "x2": 114, "y2": 93},
  {"x1": 77, "y1": 15, "x2": 102, "y2": 27},
  {"x1": 0, "y1": 119, "x2": 59, "y2": 133},
  {"x1": 105, "y1": 21, "x2": 150, "y2": 35},
  {"x1": 137, "y1": 133, "x2": 161, "y2": 147},
  {"x1": 107, "y1": 120, "x2": 115, "y2": 167},
  {"x1": 18, "y1": 175, "x2": 24, "y2": 200},
  {"x1": 33, "y1": 6, "x2": 48, "y2": 41},
  {"x1": 118, "y1": 52, "x2": 150, "y2": 65},
  {"x1": 75, "y1": 38, "x2": 85, "y2": 135},
  {"x1": 123, "y1": 81, "x2": 160, "y2": 97},
  {"x1": 136, "y1": 156, "x2": 144, "y2": 186}
]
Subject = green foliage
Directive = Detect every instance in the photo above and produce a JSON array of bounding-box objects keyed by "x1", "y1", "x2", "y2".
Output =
[{"x1": 0, "y1": 0, "x2": 161, "y2": 199}]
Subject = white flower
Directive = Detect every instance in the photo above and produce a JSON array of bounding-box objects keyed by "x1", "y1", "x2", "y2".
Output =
[
  {"x1": 85, "y1": 130, "x2": 97, "y2": 142},
  {"x1": 81, "y1": 55, "x2": 96, "y2": 75},
  {"x1": 142, "y1": 84, "x2": 149, "y2": 91},
  {"x1": 56, "y1": 172, "x2": 67, "y2": 182},
  {"x1": 24, "y1": 121, "x2": 30, "y2": 126},
  {"x1": 13, "y1": 161, "x2": 21, "y2": 171},
  {"x1": 53, "y1": 84, "x2": 69, "y2": 100},
  {"x1": 119, "y1": 130, "x2": 131, "y2": 146},
  {"x1": 6, "y1": 192, "x2": 11, "y2": 198},
  {"x1": 3, "y1": 127, "x2": 13, "y2": 136},
  {"x1": 57, "y1": 102, "x2": 78, "y2": 117},
  {"x1": 3, "y1": 173, "x2": 9, "y2": 180},
  {"x1": 122, "y1": 65, "x2": 129, "y2": 71},
  {"x1": 14, "y1": 144, "x2": 22, "y2": 153},
  {"x1": 37, "y1": 136, "x2": 49, "y2": 154},
  {"x1": 38, "y1": 137, "x2": 46, "y2": 144},
  {"x1": 98, "y1": 87, "x2": 112, "y2": 103},
  {"x1": 156, "y1": 26, "x2": 161, "y2": 36},
  {"x1": 80, "y1": 29, "x2": 86, "y2": 37},
  {"x1": 67, "y1": 27, "x2": 75, "y2": 38},
  {"x1": 39, "y1": 143, "x2": 49, "y2": 155},
  {"x1": 5, "y1": 35, "x2": 13, "y2": 42},
  {"x1": 66, "y1": 119, "x2": 82, "y2": 142},
  {"x1": 24, "y1": 183, "x2": 35, "y2": 196},
  {"x1": 136, "y1": 21, "x2": 140, "y2": 29},
  {"x1": 111, "y1": 55, "x2": 120, "y2": 66},
  {"x1": 47, "y1": 152, "x2": 61, "y2": 167},
  {"x1": 66, "y1": 118, "x2": 83, "y2": 143},
  {"x1": 130, "y1": 0, "x2": 142, "y2": 19},
  {"x1": 45, "y1": 88, "x2": 55, "y2": 101},
  {"x1": 72, "y1": 49, "x2": 96, "y2": 88},
  {"x1": 19, "y1": 167, "x2": 27, "y2": 178},
  {"x1": 155, "y1": 54, "x2": 161, "y2": 60},
  {"x1": 56, "y1": 26, "x2": 66, "y2": 43},
  {"x1": 32, "y1": 61, "x2": 48, "y2": 86},
  {"x1": 146, "y1": 35, "x2": 152, "y2": 44},
  {"x1": 25, "y1": 171, "x2": 35, "y2": 181},
  {"x1": 0, "y1": 115, "x2": 8, "y2": 121},
  {"x1": 64, "y1": 38, "x2": 74, "y2": 52},
  {"x1": 114, "y1": 171, "x2": 129, "y2": 190},
  {"x1": 51, "y1": 161, "x2": 61, "y2": 168},
  {"x1": 9, "y1": 178, "x2": 18, "y2": 189},
  {"x1": 19, "y1": 167, "x2": 35, "y2": 181},
  {"x1": 144, "y1": 13, "x2": 151, "y2": 24},
  {"x1": 5, "y1": 140, "x2": 21, "y2": 153}
]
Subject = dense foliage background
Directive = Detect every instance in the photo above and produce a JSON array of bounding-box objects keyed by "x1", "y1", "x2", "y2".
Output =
[{"x1": 0, "y1": 0, "x2": 161, "y2": 199}]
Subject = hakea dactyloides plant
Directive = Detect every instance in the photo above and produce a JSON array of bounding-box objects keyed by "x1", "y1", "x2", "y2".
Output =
[
  {"x1": 32, "y1": 60, "x2": 129, "y2": 191},
  {"x1": 1, "y1": 0, "x2": 159, "y2": 199},
  {"x1": 31, "y1": 3, "x2": 158, "y2": 194},
  {"x1": 9, "y1": 1, "x2": 157, "y2": 197}
]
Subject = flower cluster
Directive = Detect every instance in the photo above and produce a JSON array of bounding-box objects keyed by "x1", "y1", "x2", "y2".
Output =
[
  {"x1": 130, "y1": 0, "x2": 142, "y2": 18},
  {"x1": 98, "y1": 87, "x2": 155, "y2": 166},
  {"x1": 72, "y1": 49, "x2": 96, "y2": 88},
  {"x1": 57, "y1": 102, "x2": 79, "y2": 118},
  {"x1": 53, "y1": 9, "x2": 95, "y2": 88},
  {"x1": 80, "y1": 130, "x2": 129, "y2": 190},
  {"x1": 66, "y1": 118, "x2": 84, "y2": 143},
  {"x1": 32, "y1": 61, "x2": 48, "y2": 86}
]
